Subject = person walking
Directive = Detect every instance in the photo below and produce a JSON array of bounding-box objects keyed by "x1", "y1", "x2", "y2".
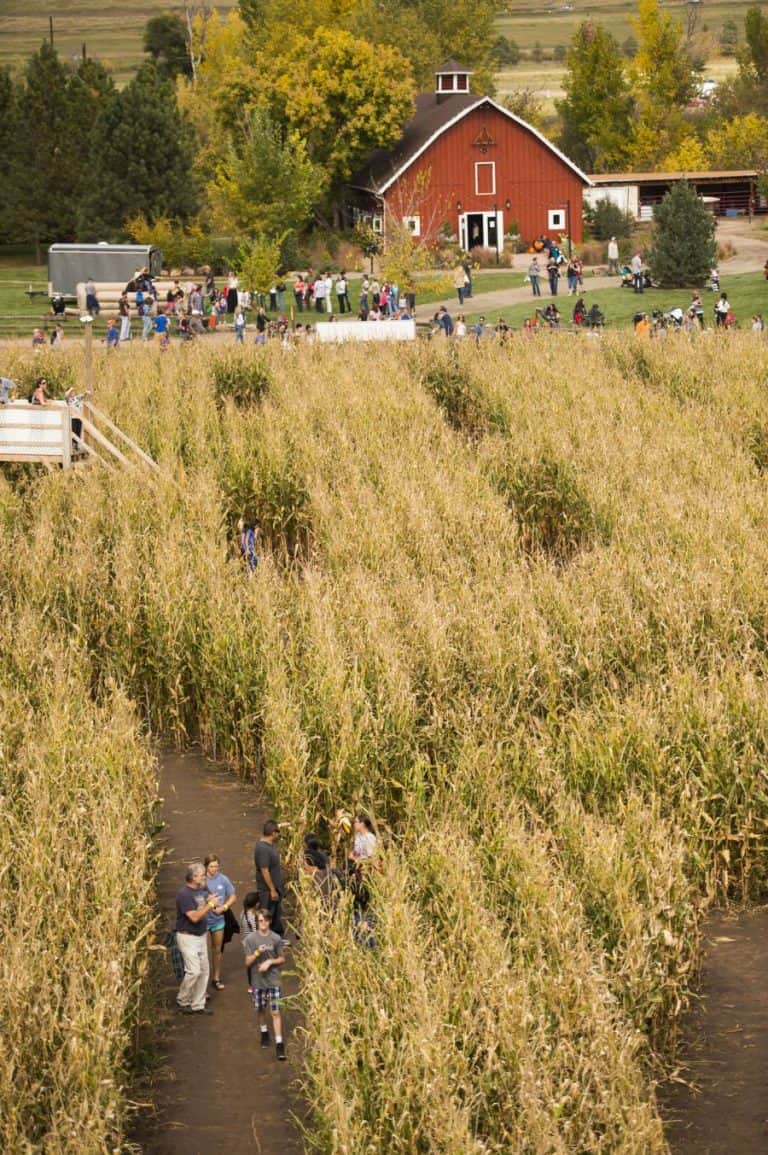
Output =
[
  {"x1": 254, "y1": 819, "x2": 285, "y2": 935},
  {"x1": 714, "y1": 291, "x2": 730, "y2": 327},
  {"x1": 118, "y1": 293, "x2": 132, "y2": 343},
  {"x1": 546, "y1": 255, "x2": 560, "y2": 296},
  {"x1": 204, "y1": 854, "x2": 236, "y2": 991},
  {"x1": 527, "y1": 257, "x2": 542, "y2": 297},
  {"x1": 239, "y1": 518, "x2": 260, "y2": 572},
  {"x1": 607, "y1": 236, "x2": 619, "y2": 276},
  {"x1": 453, "y1": 263, "x2": 468, "y2": 306},
  {"x1": 234, "y1": 307, "x2": 246, "y2": 343},
  {"x1": 335, "y1": 272, "x2": 350, "y2": 314},
  {"x1": 175, "y1": 862, "x2": 217, "y2": 1015},
  {"x1": 84, "y1": 277, "x2": 100, "y2": 316},
  {"x1": 140, "y1": 299, "x2": 154, "y2": 342},
  {"x1": 243, "y1": 907, "x2": 287, "y2": 1060},
  {"x1": 631, "y1": 251, "x2": 644, "y2": 294}
]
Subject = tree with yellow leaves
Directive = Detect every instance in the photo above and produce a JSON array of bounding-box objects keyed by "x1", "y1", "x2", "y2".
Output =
[{"x1": 630, "y1": 0, "x2": 695, "y2": 168}]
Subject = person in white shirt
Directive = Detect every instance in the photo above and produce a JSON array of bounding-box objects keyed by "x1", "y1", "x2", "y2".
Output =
[{"x1": 349, "y1": 814, "x2": 377, "y2": 863}]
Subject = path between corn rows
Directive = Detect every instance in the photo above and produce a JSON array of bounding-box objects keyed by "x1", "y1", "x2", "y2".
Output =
[
  {"x1": 134, "y1": 752, "x2": 305, "y2": 1154},
  {"x1": 661, "y1": 906, "x2": 768, "y2": 1154},
  {"x1": 135, "y1": 753, "x2": 768, "y2": 1153}
]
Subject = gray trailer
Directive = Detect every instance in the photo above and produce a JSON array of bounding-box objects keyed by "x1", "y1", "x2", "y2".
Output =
[{"x1": 48, "y1": 243, "x2": 163, "y2": 296}]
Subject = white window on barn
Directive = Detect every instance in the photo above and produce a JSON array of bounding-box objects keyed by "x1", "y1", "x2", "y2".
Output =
[
  {"x1": 548, "y1": 208, "x2": 566, "y2": 230},
  {"x1": 475, "y1": 161, "x2": 496, "y2": 196},
  {"x1": 403, "y1": 215, "x2": 421, "y2": 236},
  {"x1": 371, "y1": 215, "x2": 384, "y2": 234}
]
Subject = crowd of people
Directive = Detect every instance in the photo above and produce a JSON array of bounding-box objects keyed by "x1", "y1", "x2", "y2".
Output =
[
  {"x1": 22, "y1": 247, "x2": 765, "y2": 351},
  {"x1": 172, "y1": 814, "x2": 378, "y2": 1063}
]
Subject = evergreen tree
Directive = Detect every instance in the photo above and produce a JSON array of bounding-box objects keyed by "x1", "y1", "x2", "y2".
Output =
[
  {"x1": 80, "y1": 62, "x2": 198, "y2": 238},
  {"x1": 648, "y1": 181, "x2": 716, "y2": 289},
  {"x1": 143, "y1": 14, "x2": 193, "y2": 78},
  {"x1": 13, "y1": 43, "x2": 91, "y2": 256},
  {"x1": 0, "y1": 68, "x2": 21, "y2": 244},
  {"x1": 556, "y1": 22, "x2": 633, "y2": 172}
]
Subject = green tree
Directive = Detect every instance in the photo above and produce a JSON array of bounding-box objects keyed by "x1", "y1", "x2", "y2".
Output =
[
  {"x1": 80, "y1": 62, "x2": 197, "y2": 238},
  {"x1": 648, "y1": 180, "x2": 716, "y2": 288},
  {"x1": 503, "y1": 88, "x2": 546, "y2": 132},
  {"x1": 705, "y1": 113, "x2": 768, "y2": 170},
  {"x1": 0, "y1": 68, "x2": 21, "y2": 244},
  {"x1": 589, "y1": 197, "x2": 633, "y2": 241},
  {"x1": 237, "y1": 234, "x2": 283, "y2": 296},
  {"x1": 143, "y1": 13, "x2": 193, "y2": 78},
  {"x1": 630, "y1": 0, "x2": 695, "y2": 166},
  {"x1": 266, "y1": 28, "x2": 415, "y2": 193},
  {"x1": 490, "y1": 36, "x2": 520, "y2": 68},
  {"x1": 556, "y1": 22, "x2": 633, "y2": 172},
  {"x1": 13, "y1": 43, "x2": 96, "y2": 256},
  {"x1": 208, "y1": 107, "x2": 324, "y2": 238},
  {"x1": 744, "y1": 5, "x2": 768, "y2": 81},
  {"x1": 719, "y1": 6, "x2": 768, "y2": 116},
  {"x1": 719, "y1": 20, "x2": 739, "y2": 57}
]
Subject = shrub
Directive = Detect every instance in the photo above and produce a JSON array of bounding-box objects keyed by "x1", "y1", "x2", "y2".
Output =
[
  {"x1": 492, "y1": 453, "x2": 612, "y2": 563},
  {"x1": 589, "y1": 197, "x2": 635, "y2": 242},
  {"x1": 421, "y1": 354, "x2": 490, "y2": 436},
  {"x1": 211, "y1": 354, "x2": 271, "y2": 408}
]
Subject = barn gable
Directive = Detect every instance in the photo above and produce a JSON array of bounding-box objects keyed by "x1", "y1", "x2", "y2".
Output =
[{"x1": 349, "y1": 66, "x2": 590, "y2": 250}]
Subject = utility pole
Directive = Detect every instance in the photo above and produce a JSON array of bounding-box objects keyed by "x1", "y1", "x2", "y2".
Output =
[{"x1": 49, "y1": 15, "x2": 54, "y2": 45}]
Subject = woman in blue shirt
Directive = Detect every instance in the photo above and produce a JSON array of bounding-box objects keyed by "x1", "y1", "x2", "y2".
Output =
[{"x1": 204, "y1": 854, "x2": 237, "y2": 990}]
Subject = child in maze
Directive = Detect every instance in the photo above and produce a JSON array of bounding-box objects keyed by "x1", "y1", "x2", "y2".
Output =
[{"x1": 243, "y1": 907, "x2": 287, "y2": 1060}]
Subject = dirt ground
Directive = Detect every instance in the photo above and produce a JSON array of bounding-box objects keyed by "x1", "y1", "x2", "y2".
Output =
[
  {"x1": 135, "y1": 753, "x2": 768, "y2": 1154},
  {"x1": 132, "y1": 752, "x2": 305, "y2": 1155},
  {"x1": 660, "y1": 906, "x2": 768, "y2": 1154}
]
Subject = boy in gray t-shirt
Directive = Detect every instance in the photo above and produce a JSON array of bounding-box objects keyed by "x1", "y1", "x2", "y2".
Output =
[{"x1": 243, "y1": 908, "x2": 287, "y2": 1060}]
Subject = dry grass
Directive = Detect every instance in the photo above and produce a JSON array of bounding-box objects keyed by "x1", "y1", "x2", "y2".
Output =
[{"x1": 3, "y1": 330, "x2": 768, "y2": 1148}]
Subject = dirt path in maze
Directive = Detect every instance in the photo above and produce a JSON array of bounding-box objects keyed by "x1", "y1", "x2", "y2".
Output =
[
  {"x1": 133, "y1": 752, "x2": 306, "y2": 1154},
  {"x1": 661, "y1": 906, "x2": 768, "y2": 1154}
]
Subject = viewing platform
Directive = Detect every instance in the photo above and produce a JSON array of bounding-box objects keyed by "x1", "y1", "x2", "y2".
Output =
[{"x1": 0, "y1": 400, "x2": 158, "y2": 472}]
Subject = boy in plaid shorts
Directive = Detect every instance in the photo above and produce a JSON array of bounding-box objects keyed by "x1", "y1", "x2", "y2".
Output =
[{"x1": 243, "y1": 908, "x2": 287, "y2": 1060}]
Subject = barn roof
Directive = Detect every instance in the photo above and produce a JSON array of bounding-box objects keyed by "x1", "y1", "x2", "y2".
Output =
[
  {"x1": 435, "y1": 59, "x2": 473, "y2": 73},
  {"x1": 589, "y1": 170, "x2": 757, "y2": 184},
  {"x1": 350, "y1": 94, "x2": 591, "y2": 195}
]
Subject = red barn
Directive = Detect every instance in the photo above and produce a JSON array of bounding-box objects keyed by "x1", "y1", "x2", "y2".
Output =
[{"x1": 349, "y1": 62, "x2": 590, "y2": 253}]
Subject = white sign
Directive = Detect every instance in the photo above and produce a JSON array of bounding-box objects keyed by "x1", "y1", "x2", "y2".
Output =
[{"x1": 315, "y1": 320, "x2": 416, "y2": 343}]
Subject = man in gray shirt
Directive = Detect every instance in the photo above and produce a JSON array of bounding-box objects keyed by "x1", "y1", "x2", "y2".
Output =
[{"x1": 254, "y1": 819, "x2": 284, "y2": 934}]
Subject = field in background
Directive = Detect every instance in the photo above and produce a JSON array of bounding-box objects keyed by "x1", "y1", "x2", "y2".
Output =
[
  {"x1": 0, "y1": 0, "x2": 749, "y2": 90},
  {"x1": 0, "y1": 0, "x2": 237, "y2": 82}
]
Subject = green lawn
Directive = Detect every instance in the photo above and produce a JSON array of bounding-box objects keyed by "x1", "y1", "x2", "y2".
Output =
[
  {"x1": 1, "y1": 262, "x2": 765, "y2": 338},
  {"x1": 456, "y1": 270, "x2": 768, "y2": 330}
]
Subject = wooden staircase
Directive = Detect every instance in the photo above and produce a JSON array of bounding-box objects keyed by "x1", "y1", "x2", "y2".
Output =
[{"x1": 0, "y1": 400, "x2": 158, "y2": 473}]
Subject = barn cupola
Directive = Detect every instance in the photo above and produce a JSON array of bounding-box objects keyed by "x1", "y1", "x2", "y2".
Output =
[{"x1": 435, "y1": 60, "x2": 472, "y2": 102}]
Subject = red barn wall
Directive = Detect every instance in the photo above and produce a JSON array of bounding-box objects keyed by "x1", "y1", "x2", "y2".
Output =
[{"x1": 385, "y1": 102, "x2": 584, "y2": 246}]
